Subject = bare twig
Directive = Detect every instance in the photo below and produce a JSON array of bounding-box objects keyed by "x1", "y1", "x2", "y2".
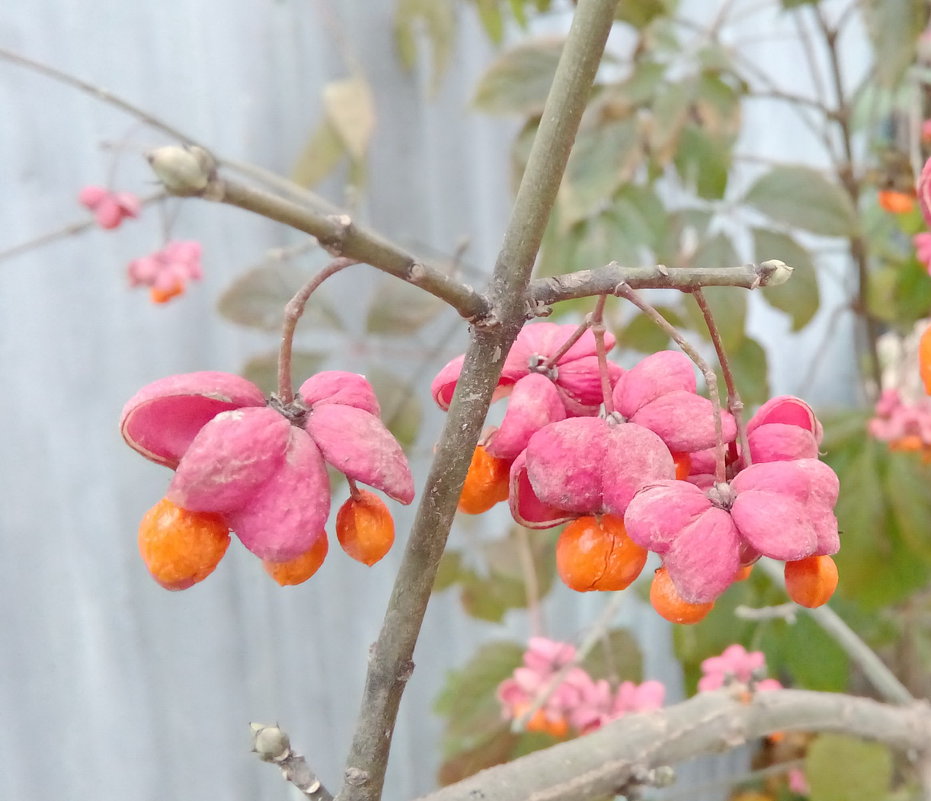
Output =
[
  {"x1": 277, "y1": 258, "x2": 356, "y2": 403},
  {"x1": 251, "y1": 723, "x2": 333, "y2": 801}
]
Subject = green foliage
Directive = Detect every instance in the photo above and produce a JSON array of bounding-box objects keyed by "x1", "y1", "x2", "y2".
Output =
[
  {"x1": 820, "y1": 412, "x2": 931, "y2": 609},
  {"x1": 394, "y1": 0, "x2": 456, "y2": 94},
  {"x1": 805, "y1": 735, "x2": 893, "y2": 801},
  {"x1": 435, "y1": 526, "x2": 557, "y2": 622},
  {"x1": 753, "y1": 229, "x2": 820, "y2": 331},
  {"x1": 720, "y1": 336, "x2": 771, "y2": 408},
  {"x1": 861, "y1": 0, "x2": 928, "y2": 88},
  {"x1": 472, "y1": 38, "x2": 565, "y2": 115},
  {"x1": 580, "y1": 628, "x2": 643, "y2": 683},
  {"x1": 614, "y1": 0, "x2": 678, "y2": 29},
  {"x1": 242, "y1": 350, "x2": 326, "y2": 395},
  {"x1": 365, "y1": 276, "x2": 446, "y2": 335},
  {"x1": 217, "y1": 262, "x2": 343, "y2": 332},
  {"x1": 744, "y1": 166, "x2": 859, "y2": 237},
  {"x1": 366, "y1": 366, "x2": 423, "y2": 449}
]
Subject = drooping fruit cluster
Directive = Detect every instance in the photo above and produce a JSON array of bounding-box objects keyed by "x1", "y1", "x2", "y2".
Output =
[
  {"x1": 122, "y1": 370, "x2": 414, "y2": 589},
  {"x1": 497, "y1": 637, "x2": 665, "y2": 737},
  {"x1": 433, "y1": 323, "x2": 842, "y2": 622}
]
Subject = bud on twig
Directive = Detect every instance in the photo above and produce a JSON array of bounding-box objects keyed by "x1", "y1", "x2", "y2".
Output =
[
  {"x1": 250, "y1": 722, "x2": 291, "y2": 762},
  {"x1": 147, "y1": 145, "x2": 216, "y2": 196}
]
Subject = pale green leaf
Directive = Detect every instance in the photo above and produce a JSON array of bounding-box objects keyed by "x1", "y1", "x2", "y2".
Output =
[
  {"x1": 720, "y1": 336, "x2": 769, "y2": 407},
  {"x1": 744, "y1": 166, "x2": 858, "y2": 237},
  {"x1": 291, "y1": 118, "x2": 347, "y2": 188},
  {"x1": 806, "y1": 735, "x2": 892, "y2": 801},
  {"x1": 217, "y1": 263, "x2": 344, "y2": 332},
  {"x1": 323, "y1": 76, "x2": 376, "y2": 161},
  {"x1": 474, "y1": 0, "x2": 504, "y2": 44},
  {"x1": 366, "y1": 366, "x2": 423, "y2": 448},
  {"x1": 862, "y1": 0, "x2": 926, "y2": 87},
  {"x1": 394, "y1": 0, "x2": 456, "y2": 93},
  {"x1": 674, "y1": 124, "x2": 731, "y2": 199},
  {"x1": 242, "y1": 350, "x2": 326, "y2": 396},
  {"x1": 581, "y1": 628, "x2": 643, "y2": 683},
  {"x1": 753, "y1": 228, "x2": 820, "y2": 330},
  {"x1": 472, "y1": 37, "x2": 564, "y2": 115},
  {"x1": 615, "y1": 0, "x2": 676, "y2": 28},
  {"x1": 365, "y1": 277, "x2": 445, "y2": 335},
  {"x1": 620, "y1": 304, "x2": 684, "y2": 353}
]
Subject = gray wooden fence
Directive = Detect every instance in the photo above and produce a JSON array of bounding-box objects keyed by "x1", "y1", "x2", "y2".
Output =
[{"x1": 0, "y1": 1, "x2": 861, "y2": 800}]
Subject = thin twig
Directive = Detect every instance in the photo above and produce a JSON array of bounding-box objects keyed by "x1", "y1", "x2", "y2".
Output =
[
  {"x1": 277, "y1": 258, "x2": 356, "y2": 403},
  {"x1": 588, "y1": 295, "x2": 614, "y2": 414},
  {"x1": 615, "y1": 284, "x2": 727, "y2": 484},
  {"x1": 756, "y1": 559, "x2": 913, "y2": 705},
  {"x1": 692, "y1": 288, "x2": 750, "y2": 473}
]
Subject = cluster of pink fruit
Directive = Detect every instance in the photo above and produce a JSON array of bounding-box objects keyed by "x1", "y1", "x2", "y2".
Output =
[
  {"x1": 79, "y1": 185, "x2": 201, "y2": 303},
  {"x1": 121, "y1": 370, "x2": 413, "y2": 589},
  {"x1": 434, "y1": 323, "x2": 841, "y2": 623}
]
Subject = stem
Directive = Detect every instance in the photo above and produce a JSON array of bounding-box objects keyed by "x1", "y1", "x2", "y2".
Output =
[
  {"x1": 615, "y1": 284, "x2": 727, "y2": 484},
  {"x1": 0, "y1": 191, "x2": 165, "y2": 264},
  {"x1": 757, "y1": 559, "x2": 913, "y2": 705},
  {"x1": 515, "y1": 526, "x2": 544, "y2": 638},
  {"x1": 541, "y1": 319, "x2": 592, "y2": 368},
  {"x1": 692, "y1": 288, "x2": 750, "y2": 472},
  {"x1": 588, "y1": 295, "x2": 614, "y2": 414},
  {"x1": 334, "y1": 4, "x2": 619, "y2": 800},
  {"x1": 277, "y1": 258, "x2": 356, "y2": 403}
]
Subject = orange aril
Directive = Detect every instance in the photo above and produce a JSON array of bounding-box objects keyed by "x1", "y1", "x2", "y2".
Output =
[
  {"x1": 919, "y1": 323, "x2": 931, "y2": 395},
  {"x1": 784, "y1": 554, "x2": 838, "y2": 608},
  {"x1": 513, "y1": 703, "x2": 569, "y2": 738},
  {"x1": 556, "y1": 515, "x2": 647, "y2": 592},
  {"x1": 138, "y1": 498, "x2": 230, "y2": 590},
  {"x1": 734, "y1": 564, "x2": 754, "y2": 581},
  {"x1": 649, "y1": 567, "x2": 715, "y2": 624},
  {"x1": 877, "y1": 189, "x2": 916, "y2": 214},
  {"x1": 672, "y1": 453, "x2": 691, "y2": 481},
  {"x1": 263, "y1": 535, "x2": 329, "y2": 585},
  {"x1": 336, "y1": 490, "x2": 395, "y2": 566},
  {"x1": 149, "y1": 283, "x2": 184, "y2": 304},
  {"x1": 458, "y1": 445, "x2": 511, "y2": 514}
]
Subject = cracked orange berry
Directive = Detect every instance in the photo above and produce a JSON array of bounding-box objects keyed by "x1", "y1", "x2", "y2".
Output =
[
  {"x1": 458, "y1": 445, "x2": 511, "y2": 514},
  {"x1": 877, "y1": 189, "x2": 915, "y2": 214},
  {"x1": 263, "y1": 535, "x2": 329, "y2": 586},
  {"x1": 336, "y1": 490, "x2": 394, "y2": 566},
  {"x1": 784, "y1": 554, "x2": 838, "y2": 608},
  {"x1": 920, "y1": 323, "x2": 931, "y2": 395},
  {"x1": 138, "y1": 498, "x2": 230, "y2": 590},
  {"x1": 650, "y1": 567, "x2": 714, "y2": 624},
  {"x1": 556, "y1": 515, "x2": 647, "y2": 592}
]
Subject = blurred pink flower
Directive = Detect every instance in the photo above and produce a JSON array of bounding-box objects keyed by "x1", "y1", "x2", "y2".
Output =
[
  {"x1": 127, "y1": 240, "x2": 203, "y2": 303},
  {"x1": 698, "y1": 644, "x2": 781, "y2": 692},
  {"x1": 79, "y1": 185, "x2": 140, "y2": 229},
  {"x1": 915, "y1": 232, "x2": 931, "y2": 275}
]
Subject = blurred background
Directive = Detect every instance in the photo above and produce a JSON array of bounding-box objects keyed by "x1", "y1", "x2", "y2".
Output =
[{"x1": 2, "y1": 1, "x2": 927, "y2": 800}]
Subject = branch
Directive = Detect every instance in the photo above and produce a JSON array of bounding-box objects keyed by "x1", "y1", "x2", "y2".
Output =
[
  {"x1": 414, "y1": 690, "x2": 931, "y2": 801},
  {"x1": 527, "y1": 260, "x2": 792, "y2": 311},
  {"x1": 251, "y1": 723, "x2": 333, "y2": 801},
  {"x1": 146, "y1": 146, "x2": 488, "y2": 322},
  {"x1": 333, "y1": 3, "x2": 620, "y2": 801}
]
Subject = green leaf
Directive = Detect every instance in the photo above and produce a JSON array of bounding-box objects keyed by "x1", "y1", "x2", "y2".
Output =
[
  {"x1": 581, "y1": 628, "x2": 643, "y2": 683},
  {"x1": 434, "y1": 550, "x2": 465, "y2": 592},
  {"x1": 620, "y1": 304, "x2": 684, "y2": 353},
  {"x1": 805, "y1": 735, "x2": 893, "y2": 801},
  {"x1": 482, "y1": 527, "x2": 557, "y2": 599},
  {"x1": 437, "y1": 725, "x2": 518, "y2": 786},
  {"x1": 647, "y1": 81, "x2": 692, "y2": 164},
  {"x1": 475, "y1": 0, "x2": 505, "y2": 44},
  {"x1": 217, "y1": 263, "x2": 344, "y2": 332},
  {"x1": 472, "y1": 38, "x2": 564, "y2": 115},
  {"x1": 753, "y1": 228, "x2": 820, "y2": 331},
  {"x1": 615, "y1": 0, "x2": 676, "y2": 28},
  {"x1": 759, "y1": 612, "x2": 849, "y2": 691},
  {"x1": 673, "y1": 124, "x2": 731, "y2": 199},
  {"x1": 781, "y1": 0, "x2": 820, "y2": 7},
  {"x1": 460, "y1": 571, "x2": 525, "y2": 622},
  {"x1": 744, "y1": 166, "x2": 858, "y2": 237},
  {"x1": 291, "y1": 118, "x2": 347, "y2": 188},
  {"x1": 435, "y1": 640, "x2": 524, "y2": 754},
  {"x1": 323, "y1": 76, "x2": 376, "y2": 162},
  {"x1": 720, "y1": 336, "x2": 770, "y2": 408},
  {"x1": 366, "y1": 366, "x2": 423, "y2": 448},
  {"x1": 365, "y1": 277, "x2": 445, "y2": 335},
  {"x1": 560, "y1": 118, "x2": 642, "y2": 225},
  {"x1": 242, "y1": 350, "x2": 326, "y2": 396},
  {"x1": 394, "y1": 0, "x2": 456, "y2": 94},
  {"x1": 862, "y1": 0, "x2": 927, "y2": 87}
]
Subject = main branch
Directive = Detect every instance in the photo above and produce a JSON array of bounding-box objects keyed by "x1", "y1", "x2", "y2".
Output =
[
  {"x1": 414, "y1": 689, "x2": 931, "y2": 801},
  {"x1": 333, "y1": 3, "x2": 620, "y2": 801}
]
